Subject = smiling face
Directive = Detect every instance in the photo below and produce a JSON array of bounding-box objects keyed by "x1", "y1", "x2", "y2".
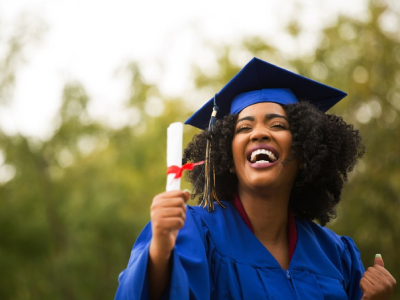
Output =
[{"x1": 232, "y1": 102, "x2": 299, "y2": 195}]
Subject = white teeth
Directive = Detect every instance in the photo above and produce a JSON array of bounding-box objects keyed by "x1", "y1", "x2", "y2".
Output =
[
  {"x1": 255, "y1": 160, "x2": 269, "y2": 164},
  {"x1": 250, "y1": 149, "x2": 277, "y2": 163}
]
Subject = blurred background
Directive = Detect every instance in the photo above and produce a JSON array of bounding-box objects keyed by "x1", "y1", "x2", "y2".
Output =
[{"x1": 0, "y1": 0, "x2": 399, "y2": 299}]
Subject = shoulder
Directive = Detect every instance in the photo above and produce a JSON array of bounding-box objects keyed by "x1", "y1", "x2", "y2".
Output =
[
  {"x1": 180, "y1": 201, "x2": 233, "y2": 238},
  {"x1": 187, "y1": 201, "x2": 236, "y2": 228},
  {"x1": 298, "y1": 218, "x2": 347, "y2": 245},
  {"x1": 188, "y1": 200, "x2": 232, "y2": 218},
  {"x1": 186, "y1": 201, "x2": 249, "y2": 255},
  {"x1": 296, "y1": 218, "x2": 361, "y2": 263}
]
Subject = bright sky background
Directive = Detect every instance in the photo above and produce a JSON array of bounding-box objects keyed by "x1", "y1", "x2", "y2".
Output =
[{"x1": 1, "y1": 0, "x2": 368, "y2": 139}]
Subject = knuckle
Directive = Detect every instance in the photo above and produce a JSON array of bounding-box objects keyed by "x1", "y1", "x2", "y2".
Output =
[
  {"x1": 150, "y1": 202, "x2": 159, "y2": 211},
  {"x1": 153, "y1": 223, "x2": 163, "y2": 232},
  {"x1": 390, "y1": 280, "x2": 396, "y2": 289},
  {"x1": 151, "y1": 213, "x2": 162, "y2": 224}
]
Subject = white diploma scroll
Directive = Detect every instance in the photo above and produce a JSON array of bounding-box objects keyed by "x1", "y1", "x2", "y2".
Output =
[{"x1": 166, "y1": 122, "x2": 183, "y2": 191}]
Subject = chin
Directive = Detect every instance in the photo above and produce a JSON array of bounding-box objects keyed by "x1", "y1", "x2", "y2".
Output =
[{"x1": 241, "y1": 180, "x2": 277, "y2": 192}]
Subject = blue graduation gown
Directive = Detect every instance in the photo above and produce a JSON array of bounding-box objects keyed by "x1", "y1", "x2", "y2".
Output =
[{"x1": 115, "y1": 201, "x2": 364, "y2": 299}]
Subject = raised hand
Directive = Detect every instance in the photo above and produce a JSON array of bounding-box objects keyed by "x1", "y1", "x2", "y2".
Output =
[
  {"x1": 148, "y1": 190, "x2": 190, "y2": 300},
  {"x1": 150, "y1": 190, "x2": 190, "y2": 257},
  {"x1": 360, "y1": 254, "x2": 396, "y2": 299}
]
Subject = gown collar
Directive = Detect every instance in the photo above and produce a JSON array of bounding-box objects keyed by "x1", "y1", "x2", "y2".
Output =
[{"x1": 232, "y1": 194, "x2": 298, "y2": 262}]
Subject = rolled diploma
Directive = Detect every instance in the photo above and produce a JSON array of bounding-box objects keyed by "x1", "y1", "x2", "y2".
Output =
[{"x1": 166, "y1": 122, "x2": 183, "y2": 191}]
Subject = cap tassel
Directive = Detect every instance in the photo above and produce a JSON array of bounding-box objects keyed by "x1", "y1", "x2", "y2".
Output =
[{"x1": 200, "y1": 95, "x2": 225, "y2": 211}]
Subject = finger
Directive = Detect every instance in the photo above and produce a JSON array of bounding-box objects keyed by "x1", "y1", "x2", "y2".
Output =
[
  {"x1": 153, "y1": 191, "x2": 190, "y2": 205},
  {"x1": 163, "y1": 190, "x2": 189, "y2": 197},
  {"x1": 374, "y1": 254, "x2": 384, "y2": 267},
  {"x1": 155, "y1": 207, "x2": 186, "y2": 220},
  {"x1": 164, "y1": 190, "x2": 191, "y2": 201},
  {"x1": 152, "y1": 197, "x2": 187, "y2": 209},
  {"x1": 154, "y1": 217, "x2": 186, "y2": 231},
  {"x1": 360, "y1": 276, "x2": 373, "y2": 292},
  {"x1": 182, "y1": 189, "x2": 191, "y2": 202},
  {"x1": 366, "y1": 266, "x2": 396, "y2": 291},
  {"x1": 150, "y1": 204, "x2": 186, "y2": 222},
  {"x1": 373, "y1": 265, "x2": 394, "y2": 279},
  {"x1": 366, "y1": 265, "x2": 394, "y2": 283},
  {"x1": 363, "y1": 269, "x2": 379, "y2": 286},
  {"x1": 152, "y1": 191, "x2": 184, "y2": 204}
]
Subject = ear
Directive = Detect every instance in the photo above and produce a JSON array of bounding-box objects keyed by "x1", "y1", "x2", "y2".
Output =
[{"x1": 229, "y1": 166, "x2": 236, "y2": 174}]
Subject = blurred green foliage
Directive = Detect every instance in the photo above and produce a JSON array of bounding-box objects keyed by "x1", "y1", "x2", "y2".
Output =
[{"x1": 0, "y1": 0, "x2": 399, "y2": 299}]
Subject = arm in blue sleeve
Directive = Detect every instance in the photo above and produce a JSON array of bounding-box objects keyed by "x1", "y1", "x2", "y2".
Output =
[
  {"x1": 341, "y1": 236, "x2": 365, "y2": 300},
  {"x1": 115, "y1": 222, "x2": 152, "y2": 300},
  {"x1": 115, "y1": 207, "x2": 210, "y2": 300}
]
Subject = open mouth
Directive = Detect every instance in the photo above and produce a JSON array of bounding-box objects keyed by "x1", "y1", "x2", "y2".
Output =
[{"x1": 248, "y1": 148, "x2": 278, "y2": 164}]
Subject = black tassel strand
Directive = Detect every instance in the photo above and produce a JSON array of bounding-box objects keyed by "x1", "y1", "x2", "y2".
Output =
[{"x1": 200, "y1": 96, "x2": 225, "y2": 211}]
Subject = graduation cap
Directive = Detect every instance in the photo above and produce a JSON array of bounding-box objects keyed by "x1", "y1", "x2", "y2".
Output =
[
  {"x1": 186, "y1": 57, "x2": 347, "y2": 211},
  {"x1": 185, "y1": 57, "x2": 347, "y2": 130}
]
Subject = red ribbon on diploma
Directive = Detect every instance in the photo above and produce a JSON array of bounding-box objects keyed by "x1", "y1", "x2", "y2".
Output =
[{"x1": 167, "y1": 161, "x2": 205, "y2": 179}]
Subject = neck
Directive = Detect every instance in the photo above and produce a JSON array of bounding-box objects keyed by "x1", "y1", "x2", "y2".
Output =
[
  {"x1": 237, "y1": 187, "x2": 291, "y2": 269},
  {"x1": 237, "y1": 186, "x2": 290, "y2": 244}
]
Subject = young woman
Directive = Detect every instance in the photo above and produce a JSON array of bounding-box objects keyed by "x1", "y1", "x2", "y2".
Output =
[{"x1": 115, "y1": 58, "x2": 396, "y2": 300}]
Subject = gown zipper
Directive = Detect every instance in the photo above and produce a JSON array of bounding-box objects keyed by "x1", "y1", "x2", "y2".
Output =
[{"x1": 286, "y1": 270, "x2": 300, "y2": 299}]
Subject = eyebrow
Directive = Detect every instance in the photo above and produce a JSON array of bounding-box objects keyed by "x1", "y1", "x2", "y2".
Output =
[{"x1": 236, "y1": 113, "x2": 289, "y2": 124}]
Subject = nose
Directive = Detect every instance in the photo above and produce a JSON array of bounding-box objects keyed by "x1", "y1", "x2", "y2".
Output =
[{"x1": 250, "y1": 126, "x2": 271, "y2": 142}]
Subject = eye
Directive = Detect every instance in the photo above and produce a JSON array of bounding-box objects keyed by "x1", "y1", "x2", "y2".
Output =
[
  {"x1": 271, "y1": 122, "x2": 288, "y2": 129},
  {"x1": 235, "y1": 125, "x2": 252, "y2": 133}
]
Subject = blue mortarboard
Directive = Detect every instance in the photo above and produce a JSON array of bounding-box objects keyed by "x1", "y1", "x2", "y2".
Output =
[{"x1": 185, "y1": 57, "x2": 347, "y2": 130}]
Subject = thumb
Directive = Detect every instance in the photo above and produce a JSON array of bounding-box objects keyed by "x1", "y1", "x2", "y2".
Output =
[
  {"x1": 374, "y1": 254, "x2": 384, "y2": 267},
  {"x1": 182, "y1": 189, "x2": 191, "y2": 203}
]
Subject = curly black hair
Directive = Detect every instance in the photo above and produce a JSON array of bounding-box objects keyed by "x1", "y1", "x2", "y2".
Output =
[{"x1": 183, "y1": 101, "x2": 365, "y2": 226}]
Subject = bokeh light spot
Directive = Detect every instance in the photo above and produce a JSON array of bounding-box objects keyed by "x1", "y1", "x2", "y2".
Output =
[{"x1": 353, "y1": 66, "x2": 369, "y2": 83}]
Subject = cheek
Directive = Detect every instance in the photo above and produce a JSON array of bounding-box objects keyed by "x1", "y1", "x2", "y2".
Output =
[
  {"x1": 281, "y1": 133, "x2": 293, "y2": 154},
  {"x1": 231, "y1": 148, "x2": 240, "y2": 172},
  {"x1": 231, "y1": 137, "x2": 245, "y2": 162},
  {"x1": 231, "y1": 145, "x2": 239, "y2": 167}
]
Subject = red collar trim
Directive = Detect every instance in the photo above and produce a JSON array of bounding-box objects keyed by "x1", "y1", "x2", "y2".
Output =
[{"x1": 233, "y1": 194, "x2": 298, "y2": 262}]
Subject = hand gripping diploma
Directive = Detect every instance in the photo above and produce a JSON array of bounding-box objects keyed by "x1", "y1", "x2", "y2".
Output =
[{"x1": 148, "y1": 190, "x2": 190, "y2": 300}]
